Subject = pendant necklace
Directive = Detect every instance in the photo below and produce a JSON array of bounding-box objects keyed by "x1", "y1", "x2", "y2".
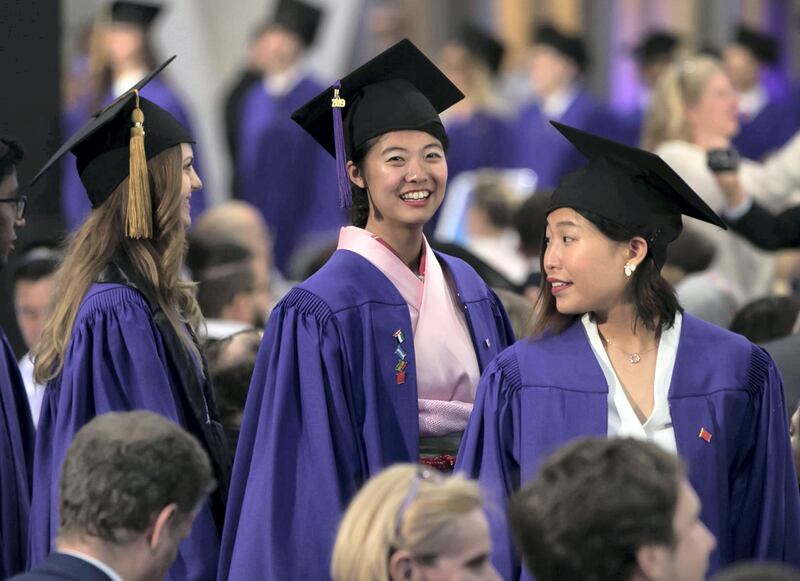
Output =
[{"x1": 600, "y1": 333, "x2": 658, "y2": 365}]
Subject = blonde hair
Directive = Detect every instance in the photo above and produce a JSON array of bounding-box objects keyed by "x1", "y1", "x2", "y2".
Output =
[
  {"x1": 34, "y1": 145, "x2": 202, "y2": 384},
  {"x1": 641, "y1": 55, "x2": 724, "y2": 151},
  {"x1": 331, "y1": 464, "x2": 483, "y2": 581}
]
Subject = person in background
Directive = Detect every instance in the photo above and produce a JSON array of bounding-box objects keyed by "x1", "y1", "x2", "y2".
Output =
[
  {"x1": 218, "y1": 40, "x2": 514, "y2": 580},
  {"x1": 513, "y1": 191, "x2": 550, "y2": 300},
  {"x1": 643, "y1": 55, "x2": 800, "y2": 307},
  {"x1": 438, "y1": 24, "x2": 510, "y2": 182},
  {"x1": 12, "y1": 244, "x2": 61, "y2": 427},
  {"x1": 457, "y1": 123, "x2": 800, "y2": 579},
  {"x1": 192, "y1": 201, "x2": 287, "y2": 298},
  {"x1": 725, "y1": 25, "x2": 799, "y2": 161},
  {"x1": 28, "y1": 61, "x2": 230, "y2": 581},
  {"x1": 235, "y1": 0, "x2": 344, "y2": 274},
  {"x1": 61, "y1": 1, "x2": 206, "y2": 229},
  {"x1": 203, "y1": 329, "x2": 262, "y2": 455},
  {"x1": 621, "y1": 30, "x2": 680, "y2": 145},
  {"x1": 10, "y1": 411, "x2": 215, "y2": 581},
  {"x1": 185, "y1": 238, "x2": 270, "y2": 338},
  {"x1": 729, "y1": 296, "x2": 800, "y2": 344},
  {"x1": 0, "y1": 136, "x2": 35, "y2": 579},
  {"x1": 511, "y1": 23, "x2": 618, "y2": 189},
  {"x1": 331, "y1": 464, "x2": 499, "y2": 581},
  {"x1": 510, "y1": 438, "x2": 716, "y2": 581}
]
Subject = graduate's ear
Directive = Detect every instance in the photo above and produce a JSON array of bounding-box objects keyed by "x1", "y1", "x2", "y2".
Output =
[
  {"x1": 347, "y1": 161, "x2": 366, "y2": 190},
  {"x1": 148, "y1": 503, "x2": 179, "y2": 551},
  {"x1": 625, "y1": 236, "x2": 648, "y2": 269},
  {"x1": 388, "y1": 549, "x2": 416, "y2": 581}
]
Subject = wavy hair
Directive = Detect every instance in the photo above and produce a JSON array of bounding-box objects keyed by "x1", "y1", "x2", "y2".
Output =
[
  {"x1": 641, "y1": 55, "x2": 724, "y2": 151},
  {"x1": 34, "y1": 145, "x2": 201, "y2": 384},
  {"x1": 331, "y1": 464, "x2": 483, "y2": 581}
]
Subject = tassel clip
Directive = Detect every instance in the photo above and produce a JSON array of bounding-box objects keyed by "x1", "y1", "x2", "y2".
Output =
[{"x1": 126, "y1": 89, "x2": 153, "y2": 239}]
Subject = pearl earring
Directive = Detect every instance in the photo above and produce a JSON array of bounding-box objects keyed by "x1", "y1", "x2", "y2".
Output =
[{"x1": 624, "y1": 262, "x2": 637, "y2": 277}]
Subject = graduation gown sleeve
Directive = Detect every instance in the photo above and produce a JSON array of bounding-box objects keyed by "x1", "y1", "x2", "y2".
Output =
[
  {"x1": 0, "y1": 329, "x2": 34, "y2": 578},
  {"x1": 217, "y1": 288, "x2": 361, "y2": 581},
  {"x1": 728, "y1": 347, "x2": 800, "y2": 564},
  {"x1": 29, "y1": 286, "x2": 219, "y2": 581},
  {"x1": 456, "y1": 351, "x2": 523, "y2": 581}
]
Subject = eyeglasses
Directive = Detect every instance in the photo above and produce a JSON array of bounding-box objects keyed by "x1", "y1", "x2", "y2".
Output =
[
  {"x1": 0, "y1": 195, "x2": 26, "y2": 220},
  {"x1": 394, "y1": 467, "x2": 445, "y2": 536}
]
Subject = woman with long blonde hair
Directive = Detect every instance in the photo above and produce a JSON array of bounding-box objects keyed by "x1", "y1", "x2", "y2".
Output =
[
  {"x1": 642, "y1": 55, "x2": 800, "y2": 308},
  {"x1": 332, "y1": 464, "x2": 499, "y2": 581},
  {"x1": 28, "y1": 62, "x2": 229, "y2": 581}
]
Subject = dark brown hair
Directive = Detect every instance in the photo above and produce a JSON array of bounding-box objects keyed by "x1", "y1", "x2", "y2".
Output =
[
  {"x1": 58, "y1": 411, "x2": 215, "y2": 544},
  {"x1": 529, "y1": 208, "x2": 681, "y2": 337},
  {"x1": 510, "y1": 438, "x2": 684, "y2": 581}
]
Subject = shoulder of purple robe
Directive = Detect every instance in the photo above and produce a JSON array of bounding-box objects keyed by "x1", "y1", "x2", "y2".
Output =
[
  {"x1": 29, "y1": 284, "x2": 220, "y2": 581},
  {"x1": 0, "y1": 328, "x2": 34, "y2": 578},
  {"x1": 670, "y1": 315, "x2": 800, "y2": 571},
  {"x1": 456, "y1": 321, "x2": 612, "y2": 581}
]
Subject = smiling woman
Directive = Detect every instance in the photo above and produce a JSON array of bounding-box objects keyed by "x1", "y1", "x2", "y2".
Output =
[
  {"x1": 218, "y1": 39, "x2": 515, "y2": 581},
  {"x1": 457, "y1": 123, "x2": 800, "y2": 579}
]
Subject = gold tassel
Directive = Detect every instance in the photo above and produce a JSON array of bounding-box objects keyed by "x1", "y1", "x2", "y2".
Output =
[{"x1": 126, "y1": 90, "x2": 153, "y2": 239}]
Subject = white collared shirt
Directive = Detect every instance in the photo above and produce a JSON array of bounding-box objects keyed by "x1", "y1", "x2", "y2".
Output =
[
  {"x1": 738, "y1": 85, "x2": 768, "y2": 120},
  {"x1": 58, "y1": 550, "x2": 124, "y2": 581},
  {"x1": 18, "y1": 352, "x2": 44, "y2": 429},
  {"x1": 112, "y1": 69, "x2": 148, "y2": 98},
  {"x1": 539, "y1": 84, "x2": 579, "y2": 120},
  {"x1": 582, "y1": 312, "x2": 682, "y2": 454},
  {"x1": 264, "y1": 64, "x2": 302, "y2": 97}
]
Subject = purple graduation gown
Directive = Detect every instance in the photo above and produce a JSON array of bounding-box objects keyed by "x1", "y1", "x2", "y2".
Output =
[
  {"x1": 510, "y1": 90, "x2": 622, "y2": 189},
  {"x1": 29, "y1": 284, "x2": 223, "y2": 581},
  {"x1": 61, "y1": 77, "x2": 207, "y2": 230},
  {"x1": 457, "y1": 315, "x2": 800, "y2": 580},
  {"x1": 236, "y1": 76, "x2": 345, "y2": 275},
  {"x1": 217, "y1": 249, "x2": 515, "y2": 581},
  {"x1": 733, "y1": 95, "x2": 800, "y2": 161},
  {"x1": 444, "y1": 111, "x2": 512, "y2": 180},
  {"x1": 0, "y1": 328, "x2": 34, "y2": 578}
]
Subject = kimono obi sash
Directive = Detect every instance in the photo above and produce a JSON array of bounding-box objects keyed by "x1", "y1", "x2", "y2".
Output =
[{"x1": 337, "y1": 226, "x2": 480, "y2": 436}]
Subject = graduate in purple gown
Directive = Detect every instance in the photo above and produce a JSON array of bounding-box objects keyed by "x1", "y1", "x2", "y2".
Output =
[
  {"x1": 511, "y1": 24, "x2": 620, "y2": 189},
  {"x1": 236, "y1": 0, "x2": 344, "y2": 274},
  {"x1": 725, "y1": 25, "x2": 800, "y2": 160},
  {"x1": 218, "y1": 40, "x2": 515, "y2": 581},
  {"x1": 0, "y1": 137, "x2": 35, "y2": 578},
  {"x1": 438, "y1": 24, "x2": 511, "y2": 180},
  {"x1": 457, "y1": 123, "x2": 800, "y2": 580},
  {"x1": 61, "y1": 1, "x2": 206, "y2": 230},
  {"x1": 28, "y1": 60, "x2": 230, "y2": 581}
]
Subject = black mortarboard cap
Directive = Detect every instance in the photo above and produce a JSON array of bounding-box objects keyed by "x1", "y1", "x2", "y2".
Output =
[
  {"x1": 273, "y1": 0, "x2": 323, "y2": 47},
  {"x1": 533, "y1": 24, "x2": 588, "y2": 71},
  {"x1": 291, "y1": 39, "x2": 464, "y2": 207},
  {"x1": 111, "y1": 1, "x2": 162, "y2": 28},
  {"x1": 733, "y1": 25, "x2": 779, "y2": 64},
  {"x1": 632, "y1": 30, "x2": 679, "y2": 65},
  {"x1": 547, "y1": 121, "x2": 726, "y2": 269},
  {"x1": 32, "y1": 56, "x2": 193, "y2": 237},
  {"x1": 458, "y1": 24, "x2": 505, "y2": 75}
]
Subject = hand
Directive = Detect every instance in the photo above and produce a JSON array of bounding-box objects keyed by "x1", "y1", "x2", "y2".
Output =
[{"x1": 713, "y1": 171, "x2": 747, "y2": 208}]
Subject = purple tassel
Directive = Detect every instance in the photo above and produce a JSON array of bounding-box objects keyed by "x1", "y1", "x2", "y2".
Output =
[{"x1": 331, "y1": 81, "x2": 352, "y2": 208}]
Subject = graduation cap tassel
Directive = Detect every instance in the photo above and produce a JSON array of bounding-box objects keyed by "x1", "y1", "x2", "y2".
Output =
[
  {"x1": 126, "y1": 89, "x2": 153, "y2": 239},
  {"x1": 331, "y1": 81, "x2": 352, "y2": 208}
]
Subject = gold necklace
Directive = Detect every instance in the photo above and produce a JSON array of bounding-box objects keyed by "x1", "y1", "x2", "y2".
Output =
[{"x1": 600, "y1": 333, "x2": 658, "y2": 365}]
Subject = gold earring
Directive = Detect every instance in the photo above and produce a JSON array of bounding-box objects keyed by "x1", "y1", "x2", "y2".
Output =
[{"x1": 624, "y1": 262, "x2": 637, "y2": 277}]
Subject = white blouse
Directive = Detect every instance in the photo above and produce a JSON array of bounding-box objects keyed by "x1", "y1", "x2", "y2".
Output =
[{"x1": 581, "y1": 312, "x2": 682, "y2": 455}]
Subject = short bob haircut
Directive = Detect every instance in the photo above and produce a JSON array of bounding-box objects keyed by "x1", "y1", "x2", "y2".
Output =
[{"x1": 529, "y1": 208, "x2": 682, "y2": 337}]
